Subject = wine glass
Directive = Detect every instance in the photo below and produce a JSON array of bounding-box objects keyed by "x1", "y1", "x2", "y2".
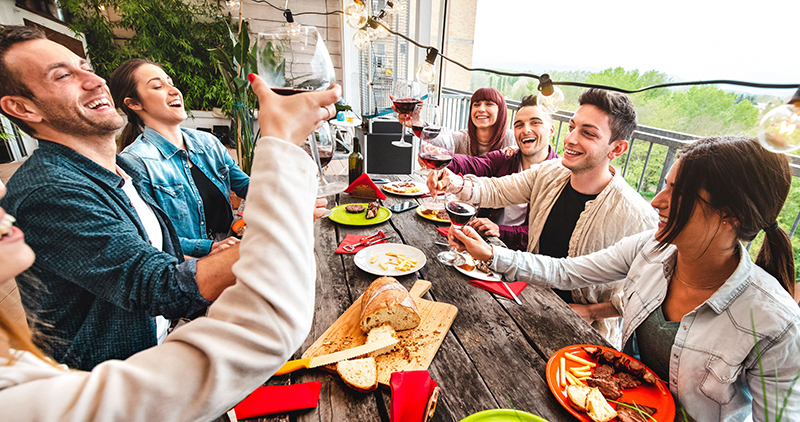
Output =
[
  {"x1": 257, "y1": 24, "x2": 345, "y2": 197},
  {"x1": 413, "y1": 104, "x2": 441, "y2": 175},
  {"x1": 390, "y1": 79, "x2": 422, "y2": 147},
  {"x1": 437, "y1": 182, "x2": 482, "y2": 266},
  {"x1": 418, "y1": 126, "x2": 453, "y2": 210}
]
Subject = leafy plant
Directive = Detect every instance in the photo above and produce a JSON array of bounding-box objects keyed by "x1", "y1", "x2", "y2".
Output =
[
  {"x1": 751, "y1": 312, "x2": 800, "y2": 422},
  {"x1": 209, "y1": 21, "x2": 259, "y2": 175}
]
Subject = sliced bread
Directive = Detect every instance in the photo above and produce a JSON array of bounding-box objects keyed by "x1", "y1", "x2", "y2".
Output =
[
  {"x1": 367, "y1": 323, "x2": 400, "y2": 357},
  {"x1": 458, "y1": 254, "x2": 476, "y2": 272},
  {"x1": 586, "y1": 387, "x2": 617, "y2": 422},
  {"x1": 337, "y1": 357, "x2": 378, "y2": 393},
  {"x1": 360, "y1": 276, "x2": 421, "y2": 333},
  {"x1": 566, "y1": 384, "x2": 592, "y2": 412}
]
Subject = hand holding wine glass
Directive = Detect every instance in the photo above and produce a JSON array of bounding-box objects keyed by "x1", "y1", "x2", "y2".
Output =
[
  {"x1": 390, "y1": 80, "x2": 422, "y2": 147},
  {"x1": 437, "y1": 179, "x2": 482, "y2": 266},
  {"x1": 419, "y1": 126, "x2": 453, "y2": 210}
]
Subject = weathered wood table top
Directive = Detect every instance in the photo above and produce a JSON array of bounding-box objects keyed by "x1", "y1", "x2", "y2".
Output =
[{"x1": 238, "y1": 174, "x2": 610, "y2": 422}]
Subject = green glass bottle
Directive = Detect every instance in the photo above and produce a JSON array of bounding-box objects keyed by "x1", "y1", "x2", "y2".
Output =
[{"x1": 348, "y1": 137, "x2": 364, "y2": 184}]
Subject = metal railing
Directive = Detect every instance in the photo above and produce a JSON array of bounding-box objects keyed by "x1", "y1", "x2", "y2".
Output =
[{"x1": 441, "y1": 87, "x2": 800, "y2": 239}]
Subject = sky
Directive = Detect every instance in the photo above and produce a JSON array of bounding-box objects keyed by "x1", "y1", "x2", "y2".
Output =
[{"x1": 471, "y1": 0, "x2": 800, "y2": 98}]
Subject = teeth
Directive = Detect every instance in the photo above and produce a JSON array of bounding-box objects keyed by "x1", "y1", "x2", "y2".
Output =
[
  {"x1": 564, "y1": 148, "x2": 582, "y2": 155},
  {"x1": 659, "y1": 215, "x2": 668, "y2": 224},
  {"x1": 86, "y1": 98, "x2": 110, "y2": 109},
  {"x1": 522, "y1": 137, "x2": 537, "y2": 143},
  {"x1": 0, "y1": 214, "x2": 15, "y2": 236},
  {"x1": 168, "y1": 100, "x2": 182, "y2": 106}
]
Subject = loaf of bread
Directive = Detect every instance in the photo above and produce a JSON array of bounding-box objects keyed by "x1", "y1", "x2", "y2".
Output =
[
  {"x1": 586, "y1": 387, "x2": 617, "y2": 422},
  {"x1": 337, "y1": 357, "x2": 378, "y2": 393},
  {"x1": 360, "y1": 276, "x2": 421, "y2": 333},
  {"x1": 566, "y1": 384, "x2": 591, "y2": 412},
  {"x1": 366, "y1": 323, "x2": 399, "y2": 357}
]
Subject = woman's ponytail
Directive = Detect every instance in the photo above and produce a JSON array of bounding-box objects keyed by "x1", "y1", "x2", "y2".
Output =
[{"x1": 756, "y1": 224, "x2": 796, "y2": 299}]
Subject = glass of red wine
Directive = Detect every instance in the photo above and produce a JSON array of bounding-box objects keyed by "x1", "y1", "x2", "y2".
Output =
[
  {"x1": 437, "y1": 182, "x2": 482, "y2": 266},
  {"x1": 419, "y1": 126, "x2": 453, "y2": 210},
  {"x1": 390, "y1": 80, "x2": 422, "y2": 148},
  {"x1": 257, "y1": 25, "x2": 344, "y2": 198}
]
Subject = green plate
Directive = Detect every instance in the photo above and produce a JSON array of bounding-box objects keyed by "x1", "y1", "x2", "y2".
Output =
[
  {"x1": 460, "y1": 409, "x2": 548, "y2": 422},
  {"x1": 329, "y1": 203, "x2": 392, "y2": 226}
]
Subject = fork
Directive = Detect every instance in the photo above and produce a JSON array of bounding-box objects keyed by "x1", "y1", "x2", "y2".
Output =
[{"x1": 343, "y1": 231, "x2": 392, "y2": 251}]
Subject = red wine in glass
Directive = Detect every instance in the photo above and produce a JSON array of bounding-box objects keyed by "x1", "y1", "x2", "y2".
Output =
[
  {"x1": 393, "y1": 98, "x2": 421, "y2": 114},
  {"x1": 272, "y1": 88, "x2": 314, "y2": 96},
  {"x1": 445, "y1": 201, "x2": 478, "y2": 229},
  {"x1": 412, "y1": 124, "x2": 426, "y2": 138},
  {"x1": 419, "y1": 153, "x2": 453, "y2": 170},
  {"x1": 318, "y1": 150, "x2": 333, "y2": 168}
]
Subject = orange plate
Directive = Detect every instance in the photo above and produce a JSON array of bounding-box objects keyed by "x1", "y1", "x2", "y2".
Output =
[{"x1": 545, "y1": 344, "x2": 675, "y2": 422}]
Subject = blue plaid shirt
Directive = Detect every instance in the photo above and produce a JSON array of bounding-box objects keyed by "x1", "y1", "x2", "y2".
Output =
[{"x1": 1, "y1": 140, "x2": 209, "y2": 371}]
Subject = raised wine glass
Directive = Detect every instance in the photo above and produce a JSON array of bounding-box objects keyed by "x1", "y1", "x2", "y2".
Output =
[
  {"x1": 437, "y1": 181, "x2": 482, "y2": 266},
  {"x1": 413, "y1": 103, "x2": 441, "y2": 175},
  {"x1": 418, "y1": 126, "x2": 453, "y2": 210},
  {"x1": 256, "y1": 24, "x2": 345, "y2": 197},
  {"x1": 390, "y1": 79, "x2": 422, "y2": 148}
]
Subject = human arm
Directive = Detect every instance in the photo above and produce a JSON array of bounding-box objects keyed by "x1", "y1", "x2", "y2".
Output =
[
  {"x1": 428, "y1": 168, "x2": 536, "y2": 210},
  {"x1": 496, "y1": 223, "x2": 528, "y2": 251},
  {"x1": 314, "y1": 197, "x2": 328, "y2": 221},
  {"x1": 223, "y1": 145, "x2": 250, "y2": 199},
  {"x1": 569, "y1": 302, "x2": 621, "y2": 323},
  {"x1": 179, "y1": 236, "x2": 214, "y2": 257}
]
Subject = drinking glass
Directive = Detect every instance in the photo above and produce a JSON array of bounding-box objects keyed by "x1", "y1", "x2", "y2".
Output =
[
  {"x1": 257, "y1": 24, "x2": 344, "y2": 197},
  {"x1": 437, "y1": 181, "x2": 482, "y2": 266},
  {"x1": 413, "y1": 104, "x2": 441, "y2": 175},
  {"x1": 418, "y1": 126, "x2": 453, "y2": 210},
  {"x1": 390, "y1": 79, "x2": 422, "y2": 147}
]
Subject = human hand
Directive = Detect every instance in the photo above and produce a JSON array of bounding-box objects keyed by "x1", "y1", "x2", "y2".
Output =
[
  {"x1": 391, "y1": 97, "x2": 420, "y2": 128},
  {"x1": 426, "y1": 167, "x2": 452, "y2": 193},
  {"x1": 501, "y1": 146, "x2": 518, "y2": 157},
  {"x1": 469, "y1": 218, "x2": 500, "y2": 237},
  {"x1": 209, "y1": 236, "x2": 241, "y2": 256},
  {"x1": 248, "y1": 73, "x2": 341, "y2": 146},
  {"x1": 568, "y1": 303, "x2": 594, "y2": 323},
  {"x1": 450, "y1": 225, "x2": 493, "y2": 262},
  {"x1": 313, "y1": 197, "x2": 328, "y2": 221}
]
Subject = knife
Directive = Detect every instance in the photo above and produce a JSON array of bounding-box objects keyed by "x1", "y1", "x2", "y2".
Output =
[{"x1": 273, "y1": 336, "x2": 398, "y2": 376}]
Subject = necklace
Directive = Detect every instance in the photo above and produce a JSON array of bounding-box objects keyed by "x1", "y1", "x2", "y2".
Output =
[{"x1": 672, "y1": 271, "x2": 727, "y2": 290}]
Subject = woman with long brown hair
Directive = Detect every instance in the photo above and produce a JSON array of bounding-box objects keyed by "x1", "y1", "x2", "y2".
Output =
[
  {"x1": 447, "y1": 136, "x2": 799, "y2": 421},
  {"x1": 452, "y1": 87, "x2": 517, "y2": 156}
]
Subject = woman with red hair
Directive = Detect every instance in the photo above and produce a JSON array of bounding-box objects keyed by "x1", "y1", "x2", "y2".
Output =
[{"x1": 453, "y1": 87, "x2": 516, "y2": 156}]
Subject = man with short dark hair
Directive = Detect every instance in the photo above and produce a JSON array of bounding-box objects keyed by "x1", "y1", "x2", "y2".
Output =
[
  {"x1": 445, "y1": 94, "x2": 558, "y2": 250},
  {"x1": 0, "y1": 25, "x2": 242, "y2": 370},
  {"x1": 431, "y1": 88, "x2": 657, "y2": 348}
]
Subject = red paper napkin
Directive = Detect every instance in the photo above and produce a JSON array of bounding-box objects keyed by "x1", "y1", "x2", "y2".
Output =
[
  {"x1": 436, "y1": 227, "x2": 449, "y2": 237},
  {"x1": 335, "y1": 233, "x2": 387, "y2": 254},
  {"x1": 233, "y1": 381, "x2": 321, "y2": 419},
  {"x1": 468, "y1": 280, "x2": 528, "y2": 300},
  {"x1": 390, "y1": 371, "x2": 439, "y2": 422}
]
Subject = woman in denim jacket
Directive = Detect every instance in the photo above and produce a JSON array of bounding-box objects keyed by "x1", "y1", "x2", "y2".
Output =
[
  {"x1": 110, "y1": 59, "x2": 249, "y2": 257},
  {"x1": 449, "y1": 136, "x2": 799, "y2": 421}
]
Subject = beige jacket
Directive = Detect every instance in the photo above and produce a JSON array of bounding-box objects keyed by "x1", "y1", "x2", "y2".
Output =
[
  {"x1": 0, "y1": 136, "x2": 318, "y2": 421},
  {"x1": 455, "y1": 159, "x2": 658, "y2": 348}
]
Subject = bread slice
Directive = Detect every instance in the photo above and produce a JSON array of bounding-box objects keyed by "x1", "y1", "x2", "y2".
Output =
[
  {"x1": 337, "y1": 357, "x2": 378, "y2": 393},
  {"x1": 458, "y1": 254, "x2": 476, "y2": 272},
  {"x1": 586, "y1": 387, "x2": 617, "y2": 422},
  {"x1": 566, "y1": 384, "x2": 592, "y2": 412},
  {"x1": 366, "y1": 323, "x2": 399, "y2": 357},
  {"x1": 360, "y1": 277, "x2": 421, "y2": 333}
]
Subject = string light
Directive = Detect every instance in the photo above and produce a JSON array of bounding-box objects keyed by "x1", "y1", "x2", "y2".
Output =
[
  {"x1": 353, "y1": 29, "x2": 370, "y2": 50},
  {"x1": 344, "y1": 0, "x2": 368, "y2": 29},
  {"x1": 375, "y1": 10, "x2": 391, "y2": 38},
  {"x1": 758, "y1": 87, "x2": 800, "y2": 154},
  {"x1": 415, "y1": 47, "x2": 437, "y2": 85},
  {"x1": 225, "y1": 0, "x2": 240, "y2": 7},
  {"x1": 536, "y1": 74, "x2": 565, "y2": 113}
]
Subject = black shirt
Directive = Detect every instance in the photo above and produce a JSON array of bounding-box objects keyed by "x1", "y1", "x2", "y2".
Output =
[
  {"x1": 537, "y1": 180, "x2": 598, "y2": 303},
  {"x1": 190, "y1": 164, "x2": 233, "y2": 237}
]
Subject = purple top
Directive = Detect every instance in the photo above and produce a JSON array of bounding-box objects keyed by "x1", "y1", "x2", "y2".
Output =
[{"x1": 448, "y1": 146, "x2": 559, "y2": 250}]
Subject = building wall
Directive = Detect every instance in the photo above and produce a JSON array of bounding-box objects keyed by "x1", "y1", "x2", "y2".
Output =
[{"x1": 441, "y1": 0, "x2": 476, "y2": 91}]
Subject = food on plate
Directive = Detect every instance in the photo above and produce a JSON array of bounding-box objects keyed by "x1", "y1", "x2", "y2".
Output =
[
  {"x1": 586, "y1": 387, "x2": 618, "y2": 422},
  {"x1": 616, "y1": 402, "x2": 657, "y2": 422},
  {"x1": 384, "y1": 181, "x2": 422, "y2": 194},
  {"x1": 435, "y1": 209, "x2": 448, "y2": 220},
  {"x1": 346, "y1": 204, "x2": 366, "y2": 213},
  {"x1": 419, "y1": 207, "x2": 450, "y2": 222},
  {"x1": 360, "y1": 276, "x2": 421, "y2": 332},
  {"x1": 582, "y1": 346, "x2": 657, "y2": 385},
  {"x1": 567, "y1": 384, "x2": 592, "y2": 412},
  {"x1": 373, "y1": 252, "x2": 419, "y2": 272},
  {"x1": 458, "y1": 254, "x2": 476, "y2": 272},
  {"x1": 586, "y1": 376, "x2": 622, "y2": 400},
  {"x1": 337, "y1": 357, "x2": 378, "y2": 393},
  {"x1": 475, "y1": 260, "x2": 493, "y2": 276},
  {"x1": 616, "y1": 372, "x2": 642, "y2": 389},
  {"x1": 366, "y1": 201, "x2": 379, "y2": 219},
  {"x1": 366, "y1": 323, "x2": 399, "y2": 357}
]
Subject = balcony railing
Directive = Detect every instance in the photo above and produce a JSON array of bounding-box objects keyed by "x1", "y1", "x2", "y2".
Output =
[{"x1": 441, "y1": 87, "x2": 800, "y2": 240}]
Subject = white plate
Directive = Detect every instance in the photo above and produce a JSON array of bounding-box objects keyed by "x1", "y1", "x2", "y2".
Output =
[
  {"x1": 354, "y1": 243, "x2": 426, "y2": 276},
  {"x1": 381, "y1": 181, "x2": 428, "y2": 197},
  {"x1": 454, "y1": 261, "x2": 502, "y2": 282}
]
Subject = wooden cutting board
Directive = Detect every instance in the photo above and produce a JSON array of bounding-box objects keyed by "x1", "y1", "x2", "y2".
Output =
[{"x1": 302, "y1": 279, "x2": 458, "y2": 387}]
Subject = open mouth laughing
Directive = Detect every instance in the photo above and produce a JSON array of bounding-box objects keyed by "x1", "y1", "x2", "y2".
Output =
[
  {"x1": 0, "y1": 213, "x2": 21, "y2": 243},
  {"x1": 168, "y1": 99, "x2": 183, "y2": 108},
  {"x1": 564, "y1": 148, "x2": 583, "y2": 157},
  {"x1": 521, "y1": 136, "x2": 538, "y2": 145},
  {"x1": 85, "y1": 98, "x2": 111, "y2": 110}
]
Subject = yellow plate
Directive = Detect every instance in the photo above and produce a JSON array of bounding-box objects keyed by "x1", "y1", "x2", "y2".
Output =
[{"x1": 416, "y1": 206, "x2": 450, "y2": 223}]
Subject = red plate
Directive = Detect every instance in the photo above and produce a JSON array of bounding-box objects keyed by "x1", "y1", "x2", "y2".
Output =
[{"x1": 545, "y1": 344, "x2": 675, "y2": 422}]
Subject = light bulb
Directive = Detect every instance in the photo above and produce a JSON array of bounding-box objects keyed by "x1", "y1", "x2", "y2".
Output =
[
  {"x1": 353, "y1": 30, "x2": 371, "y2": 50},
  {"x1": 375, "y1": 11, "x2": 390, "y2": 38},
  {"x1": 344, "y1": 2, "x2": 368, "y2": 29},
  {"x1": 384, "y1": 0, "x2": 395, "y2": 15},
  {"x1": 286, "y1": 21, "x2": 302, "y2": 38},
  {"x1": 536, "y1": 86, "x2": 564, "y2": 114},
  {"x1": 225, "y1": 0, "x2": 239, "y2": 7},
  {"x1": 416, "y1": 48, "x2": 438, "y2": 85},
  {"x1": 365, "y1": 25, "x2": 379, "y2": 42},
  {"x1": 757, "y1": 102, "x2": 800, "y2": 154}
]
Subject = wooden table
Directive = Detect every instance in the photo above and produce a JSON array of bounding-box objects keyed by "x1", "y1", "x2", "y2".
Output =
[{"x1": 237, "y1": 174, "x2": 610, "y2": 422}]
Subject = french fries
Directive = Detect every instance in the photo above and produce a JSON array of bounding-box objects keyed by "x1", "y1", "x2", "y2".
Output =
[
  {"x1": 372, "y1": 252, "x2": 418, "y2": 272},
  {"x1": 560, "y1": 355, "x2": 594, "y2": 388},
  {"x1": 565, "y1": 352, "x2": 597, "y2": 367}
]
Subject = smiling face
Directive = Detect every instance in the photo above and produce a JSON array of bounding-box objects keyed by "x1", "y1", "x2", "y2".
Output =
[
  {"x1": 1, "y1": 39, "x2": 123, "y2": 139},
  {"x1": 0, "y1": 181, "x2": 35, "y2": 283},
  {"x1": 127, "y1": 64, "x2": 186, "y2": 127},
  {"x1": 471, "y1": 100, "x2": 499, "y2": 130},
  {"x1": 513, "y1": 105, "x2": 554, "y2": 160},
  {"x1": 561, "y1": 104, "x2": 624, "y2": 174}
]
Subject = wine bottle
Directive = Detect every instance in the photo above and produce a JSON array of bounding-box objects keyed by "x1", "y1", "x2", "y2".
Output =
[{"x1": 348, "y1": 137, "x2": 364, "y2": 184}]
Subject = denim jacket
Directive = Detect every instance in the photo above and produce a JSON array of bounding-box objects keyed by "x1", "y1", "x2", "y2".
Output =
[
  {"x1": 0, "y1": 140, "x2": 209, "y2": 371},
  {"x1": 492, "y1": 230, "x2": 800, "y2": 422},
  {"x1": 121, "y1": 127, "x2": 249, "y2": 256}
]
